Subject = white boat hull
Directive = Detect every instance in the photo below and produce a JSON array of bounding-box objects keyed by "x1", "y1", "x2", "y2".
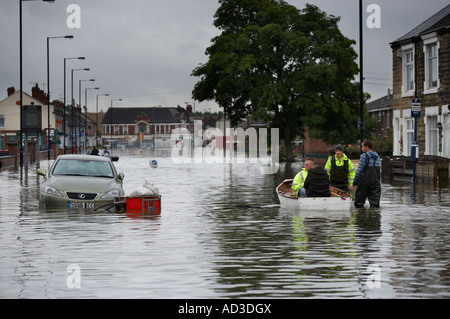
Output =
[
  {"x1": 298, "y1": 196, "x2": 352, "y2": 211},
  {"x1": 277, "y1": 192, "x2": 300, "y2": 211}
]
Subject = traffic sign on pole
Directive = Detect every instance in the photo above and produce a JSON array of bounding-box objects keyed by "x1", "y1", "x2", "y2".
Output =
[{"x1": 411, "y1": 98, "x2": 421, "y2": 118}]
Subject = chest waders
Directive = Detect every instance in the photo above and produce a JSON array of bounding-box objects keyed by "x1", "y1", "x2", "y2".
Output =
[
  {"x1": 330, "y1": 157, "x2": 349, "y2": 191},
  {"x1": 355, "y1": 155, "x2": 381, "y2": 208}
]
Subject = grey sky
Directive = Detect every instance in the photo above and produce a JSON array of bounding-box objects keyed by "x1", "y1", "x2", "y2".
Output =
[{"x1": 0, "y1": 0, "x2": 448, "y2": 113}]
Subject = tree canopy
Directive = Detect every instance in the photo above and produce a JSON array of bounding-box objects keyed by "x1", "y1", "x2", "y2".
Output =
[{"x1": 192, "y1": 0, "x2": 362, "y2": 160}]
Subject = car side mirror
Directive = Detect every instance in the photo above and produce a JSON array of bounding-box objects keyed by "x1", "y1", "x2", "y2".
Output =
[
  {"x1": 118, "y1": 172, "x2": 124, "y2": 181},
  {"x1": 37, "y1": 168, "x2": 47, "y2": 177}
]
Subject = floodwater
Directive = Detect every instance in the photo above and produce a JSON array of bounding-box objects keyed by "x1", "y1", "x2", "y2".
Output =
[{"x1": 1, "y1": 150, "x2": 449, "y2": 299}]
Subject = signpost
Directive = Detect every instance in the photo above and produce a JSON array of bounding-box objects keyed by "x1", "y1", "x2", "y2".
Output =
[
  {"x1": 22, "y1": 104, "x2": 42, "y2": 170},
  {"x1": 411, "y1": 98, "x2": 421, "y2": 183},
  {"x1": 21, "y1": 104, "x2": 42, "y2": 135},
  {"x1": 411, "y1": 98, "x2": 421, "y2": 119}
]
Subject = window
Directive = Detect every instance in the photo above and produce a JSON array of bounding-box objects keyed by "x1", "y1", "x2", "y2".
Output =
[
  {"x1": 427, "y1": 115, "x2": 438, "y2": 156},
  {"x1": 444, "y1": 111, "x2": 450, "y2": 159},
  {"x1": 53, "y1": 159, "x2": 113, "y2": 178},
  {"x1": 405, "y1": 51, "x2": 414, "y2": 91},
  {"x1": 423, "y1": 33, "x2": 439, "y2": 94},
  {"x1": 425, "y1": 106, "x2": 439, "y2": 156},
  {"x1": 401, "y1": 44, "x2": 415, "y2": 97},
  {"x1": 0, "y1": 114, "x2": 4, "y2": 128},
  {"x1": 138, "y1": 122, "x2": 147, "y2": 133},
  {"x1": 123, "y1": 125, "x2": 128, "y2": 134},
  {"x1": 405, "y1": 118, "x2": 414, "y2": 156},
  {"x1": 393, "y1": 111, "x2": 401, "y2": 156},
  {"x1": 114, "y1": 125, "x2": 119, "y2": 134},
  {"x1": 427, "y1": 44, "x2": 438, "y2": 88}
]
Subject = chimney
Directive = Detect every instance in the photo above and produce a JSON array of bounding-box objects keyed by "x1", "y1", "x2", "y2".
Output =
[
  {"x1": 31, "y1": 84, "x2": 40, "y2": 99},
  {"x1": 7, "y1": 87, "x2": 15, "y2": 96},
  {"x1": 31, "y1": 84, "x2": 48, "y2": 104},
  {"x1": 186, "y1": 104, "x2": 193, "y2": 115}
]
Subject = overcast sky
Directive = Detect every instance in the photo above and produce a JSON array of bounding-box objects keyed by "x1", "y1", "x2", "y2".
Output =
[{"x1": 0, "y1": 0, "x2": 448, "y2": 113}]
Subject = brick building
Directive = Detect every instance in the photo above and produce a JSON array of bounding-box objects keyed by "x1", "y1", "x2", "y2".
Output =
[
  {"x1": 101, "y1": 105, "x2": 194, "y2": 148},
  {"x1": 390, "y1": 4, "x2": 450, "y2": 159},
  {"x1": 366, "y1": 90, "x2": 393, "y2": 133}
]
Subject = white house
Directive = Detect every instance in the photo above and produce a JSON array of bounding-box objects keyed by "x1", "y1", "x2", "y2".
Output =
[{"x1": 0, "y1": 88, "x2": 59, "y2": 150}]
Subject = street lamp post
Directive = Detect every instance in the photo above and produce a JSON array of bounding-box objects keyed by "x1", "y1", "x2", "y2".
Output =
[
  {"x1": 152, "y1": 105, "x2": 161, "y2": 150},
  {"x1": 359, "y1": 0, "x2": 364, "y2": 144},
  {"x1": 78, "y1": 79, "x2": 95, "y2": 153},
  {"x1": 63, "y1": 57, "x2": 85, "y2": 154},
  {"x1": 95, "y1": 93, "x2": 109, "y2": 147},
  {"x1": 19, "y1": 0, "x2": 55, "y2": 169},
  {"x1": 71, "y1": 68, "x2": 89, "y2": 154},
  {"x1": 96, "y1": 94, "x2": 109, "y2": 147},
  {"x1": 110, "y1": 98, "x2": 123, "y2": 153},
  {"x1": 84, "y1": 87, "x2": 99, "y2": 152},
  {"x1": 47, "y1": 35, "x2": 73, "y2": 160}
]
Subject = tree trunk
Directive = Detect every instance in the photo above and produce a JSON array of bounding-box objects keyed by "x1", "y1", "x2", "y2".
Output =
[{"x1": 284, "y1": 126, "x2": 294, "y2": 162}]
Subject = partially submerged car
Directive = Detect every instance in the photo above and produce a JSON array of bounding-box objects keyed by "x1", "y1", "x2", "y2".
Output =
[{"x1": 37, "y1": 154, "x2": 124, "y2": 209}]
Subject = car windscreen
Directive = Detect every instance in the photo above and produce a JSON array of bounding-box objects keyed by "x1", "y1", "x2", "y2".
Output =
[{"x1": 52, "y1": 159, "x2": 114, "y2": 178}]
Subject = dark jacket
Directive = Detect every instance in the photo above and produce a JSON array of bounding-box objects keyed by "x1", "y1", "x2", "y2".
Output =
[{"x1": 304, "y1": 166, "x2": 331, "y2": 197}]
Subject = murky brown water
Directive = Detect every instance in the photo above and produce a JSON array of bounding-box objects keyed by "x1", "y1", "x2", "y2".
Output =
[{"x1": 1, "y1": 151, "x2": 449, "y2": 298}]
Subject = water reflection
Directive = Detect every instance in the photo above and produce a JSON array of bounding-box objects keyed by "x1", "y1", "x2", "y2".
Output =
[{"x1": 0, "y1": 153, "x2": 449, "y2": 298}]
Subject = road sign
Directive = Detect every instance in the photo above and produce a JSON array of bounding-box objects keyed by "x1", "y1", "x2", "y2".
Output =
[
  {"x1": 22, "y1": 104, "x2": 42, "y2": 134},
  {"x1": 411, "y1": 98, "x2": 421, "y2": 118}
]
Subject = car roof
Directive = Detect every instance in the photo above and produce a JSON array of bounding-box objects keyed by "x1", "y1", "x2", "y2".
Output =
[{"x1": 56, "y1": 154, "x2": 111, "y2": 162}]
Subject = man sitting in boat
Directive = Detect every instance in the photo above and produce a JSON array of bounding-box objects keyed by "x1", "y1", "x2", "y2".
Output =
[
  {"x1": 303, "y1": 163, "x2": 331, "y2": 197},
  {"x1": 291, "y1": 159, "x2": 314, "y2": 197},
  {"x1": 324, "y1": 144, "x2": 355, "y2": 192}
]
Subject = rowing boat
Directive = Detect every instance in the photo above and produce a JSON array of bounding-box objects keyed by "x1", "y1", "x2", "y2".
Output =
[
  {"x1": 276, "y1": 179, "x2": 302, "y2": 210},
  {"x1": 276, "y1": 179, "x2": 352, "y2": 211}
]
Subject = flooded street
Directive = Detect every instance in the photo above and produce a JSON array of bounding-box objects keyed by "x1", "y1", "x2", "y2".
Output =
[{"x1": 1, "y1": 151, "x2": 450, "y2": 299}]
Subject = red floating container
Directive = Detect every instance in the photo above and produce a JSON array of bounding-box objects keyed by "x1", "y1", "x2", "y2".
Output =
[{"x1": 125, "y1": 195, "x2": 161, "y2": 217}]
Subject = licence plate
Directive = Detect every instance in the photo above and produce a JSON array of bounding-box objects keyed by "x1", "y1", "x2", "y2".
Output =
[{"x1": 69, "y1": 201, "x2": 95, "y2": 209}]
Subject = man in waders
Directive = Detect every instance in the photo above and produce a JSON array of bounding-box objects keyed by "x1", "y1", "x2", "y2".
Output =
[
  {"x1": 350, "y1": 140, "x2": 381, "y2": 208},
  {"x1": 325, "y1": 144, "x2": 355, "y2": 192}
]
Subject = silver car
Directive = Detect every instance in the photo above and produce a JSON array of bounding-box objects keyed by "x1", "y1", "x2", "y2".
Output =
[{"x1": 37, "y1": 154, "x2": 125, "y2": 210}]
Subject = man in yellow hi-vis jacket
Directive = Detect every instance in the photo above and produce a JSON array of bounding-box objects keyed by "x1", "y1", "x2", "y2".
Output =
[
  {"x1": 324, "y1": 144, "x2": 355, "y2": 192},
  {"x1": 292, "y1": 159, "x2": 314, "y2": 197}
]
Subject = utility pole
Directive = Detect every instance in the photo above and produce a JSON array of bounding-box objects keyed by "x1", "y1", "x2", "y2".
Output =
[{"x1": 359, "y1": 0, "x2": 364, "y2": 144}]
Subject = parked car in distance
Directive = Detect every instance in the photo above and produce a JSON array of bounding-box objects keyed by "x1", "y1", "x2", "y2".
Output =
[{"x1": 37, "y1": 154, "x2": 125, "y2": 210}]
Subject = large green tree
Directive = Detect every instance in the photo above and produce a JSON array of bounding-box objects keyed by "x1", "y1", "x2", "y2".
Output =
[{"x1": 192, "y1": 0, "x2": 361, "y2": 161}]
